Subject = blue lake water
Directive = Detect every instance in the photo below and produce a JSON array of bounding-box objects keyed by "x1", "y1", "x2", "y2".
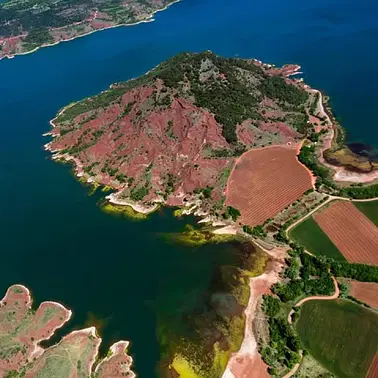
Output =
[{"x1": 0, "y1": 0, "x2": 377, "y2": 376}]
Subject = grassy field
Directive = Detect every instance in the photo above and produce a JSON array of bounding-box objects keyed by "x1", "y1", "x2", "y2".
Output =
[
  {"x1": 354, "y1": 200, "x2": 378, "y2": 226},
  {"x1": 289, "y1": 216, "x2": 346, "y2": 261},
  {"x1": 295, "y1": 354, "x2": 333, "y2": 378},
  {"x1": 296, "y1": 299, "x2": 378, "y2": 378}
]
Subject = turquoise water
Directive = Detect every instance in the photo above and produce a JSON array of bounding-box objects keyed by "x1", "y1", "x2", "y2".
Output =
[{"x1": 1, "y1": 0, "x2": 378, "y2": 375}]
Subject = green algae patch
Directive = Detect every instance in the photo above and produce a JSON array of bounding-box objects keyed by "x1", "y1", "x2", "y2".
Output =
[
  {"x1": 169, "y1": 341, "x2": 233, "y2": 378},
  {"x1": 157, "y1": 240, "x2": 270, "y2": 378},
  {"x1": 100, "y1": 185, "x2": 114, "y2": 193},
  {"x1": 161, "y1": 224, "x2": 238, "y2": 247},
  {"x1": 173, "y1": 208, "x2": 186, "y2": 218},
  {"x1": 243, "y1": 248, "x2": 269, "y2": 277},
  {"x1": 171, "y1": 354, "x2": 200, "y2": 378},
  {"x1": 87, "y1": 182, "x2": 100, "y2": 196},
  {"x1": 100, "y1": 201, "x2": 149, "y2": 221}
]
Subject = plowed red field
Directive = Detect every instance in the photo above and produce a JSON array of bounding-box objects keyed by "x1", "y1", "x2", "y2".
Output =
[
  {"x1": 226, "y1": 145, "x2": 314, "y2": 226},
  {"x1": 367, "y1": 355, "x2": 378, "y2": 378},
  {"x1": 313, "y1": 201, "x2": 378, "y2": 265},
  {"x1": 350, "y1": 281, "x2": 378, "y2": 309}
]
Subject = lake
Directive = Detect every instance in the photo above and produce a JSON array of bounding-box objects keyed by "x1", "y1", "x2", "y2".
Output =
[{"x1": 0, "y1": 0, "x2": 377, "y2": 375}]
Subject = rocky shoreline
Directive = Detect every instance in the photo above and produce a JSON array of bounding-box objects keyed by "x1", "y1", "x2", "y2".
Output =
[
  {"x1": 0, "y1": 284, "x2": 135, "y2": 377},
  {"x1": 44, "y1": 62, "x2": 376, "y2": 224},
  {"x1": 0, "y1": 0, "x2": 181, "y2": 61}
]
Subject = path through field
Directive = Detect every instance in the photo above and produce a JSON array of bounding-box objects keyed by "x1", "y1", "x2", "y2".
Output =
[
  {"x1": 288, "y1": 277, "x2": 339, "y2": 324},
  {"x1": 284, "y1": 277, "x2": 339, "y2": 378},
  {"x1": 222, "y1": 260, "x2": 283, "y2": 378}
]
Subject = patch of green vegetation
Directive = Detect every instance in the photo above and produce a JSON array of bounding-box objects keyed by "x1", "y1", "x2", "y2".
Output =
[
  {"x1": 165, "y1": 120, "x2": 176, "y2": 139},
  {"x1": 54, "y1": 52, "x2": 309, "y2": 145},
  {"x1": 162, "y1": 224, "x2": 237, "y2": 247},
  {"x1": 330, "y1": 261, "x2": 378, "y2": 283},
  {"x1": 259, "y1": 75, "x2": 309, "y2": 106},
  {"x1": 296, "y1": 299, "x2": 378, "y2": 378},
  {"x1": 130, "y1": 185, "x2": 150, "y2": 201},
  {"x1": 0, "y1": 0, "x2": 174, "y2": 43},
  {"x1": 289, "y1": 217, "x2": 345, "y2": 261},
  {"x1": 193, "y1": 186, "x2": 214, "y2": 200},
  {"x1": 309, "y1": 92, "x2": 320, "y2": 116},
  {"x1": 22, "y1": 27, "x2": 53, "y2": 49},
  {"x1": 339, "y1": 183, "x2": 378, "y2": 199},
  {"x1": 260, "y1": 246, "x2": 340, "y2": 377},
  {"x1": 216, "y1": 166, "x2": 232, "y2": 189},
  {"x1": 353, "y1": 200, "x2": 378, "y2": 225},
  {"x1": 296, "y1": 354, "x2": 334, "y2": 378},
  {"x1": 223, "y1": 206, "x2": 240, "y2": 221},
  {"x1": 243, "y1": 224, "x2": 267, "y2": 238},
  {"x1": 272, "y1": 250, "x2": 335, "y2": 303},
  {"x1": 100, "y1": 201, "x2": 150, "y2": 221},
  {"x1": 260, "y1": 308, "x2": 301, "y2": 376},
  {"x1": 298, "y1": 144, "x2": 337, "y2": 190}
]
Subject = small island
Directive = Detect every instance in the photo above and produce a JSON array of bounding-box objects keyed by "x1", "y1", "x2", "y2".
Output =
[
  {"x1": 0, "y1": 0, "x2": 177, "y2": 59},
  {"x1": 0, "y1": 284, "x2": 135, "y2": 377}
]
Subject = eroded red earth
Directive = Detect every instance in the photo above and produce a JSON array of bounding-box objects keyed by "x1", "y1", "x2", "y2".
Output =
[
  {"x1": 50, "y1": 84, "x2": 234, "y2": 208},
  {"x1": 48, "y1": 55, "x2": 314, "y2": 215},
  {"x1": 0, "y1": 285, "x2": 135, "y2": 377}
]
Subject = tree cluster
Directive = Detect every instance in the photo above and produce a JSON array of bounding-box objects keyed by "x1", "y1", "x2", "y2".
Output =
[{"x1": 339, "y1": 183, "x2": 378, "y2": 199}]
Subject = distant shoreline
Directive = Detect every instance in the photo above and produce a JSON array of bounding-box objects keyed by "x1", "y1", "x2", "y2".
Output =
[{"x1": 0, "y1": 0, "x2": 181, "y2": 61}]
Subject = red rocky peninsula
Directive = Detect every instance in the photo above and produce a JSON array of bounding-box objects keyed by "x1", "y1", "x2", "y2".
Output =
[
  {"x1": 0, "y1": 284, "x2": 135, "y2": 377},
  {"x1": 46, "y1": 52, "x2": 324, "y2": 214},
  {"x1": 47, "y1": 52, "x2": 378, "y2": 220}
]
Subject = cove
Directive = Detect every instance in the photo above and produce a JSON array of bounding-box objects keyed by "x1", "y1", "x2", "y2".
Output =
[{"x1": 1, "y1": 0, "x2": 378, "y2": 376}]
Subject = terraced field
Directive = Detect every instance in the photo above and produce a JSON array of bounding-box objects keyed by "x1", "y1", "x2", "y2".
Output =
[{"x1": 296, "y1": 299, "x2": 378, "y2": 378}]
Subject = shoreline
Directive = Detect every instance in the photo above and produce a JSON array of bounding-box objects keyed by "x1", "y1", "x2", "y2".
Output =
[
  {"x1": 0, "y1": 0, "x2": 181, "y2": 61},
  {"x1": 94, "y1": 340, "x2": 136, "y2": 378},
  {"x1": 1, "y1": 284, "x2": 73, "y2": 360},
  {"x1": 222, "y1": 259, "x2": 283, "y2": 378},
  {"x1": 309, "y1": 88, "x2": 378, "y2": 183},
  {"x1": 43, "y1": 54, "x2": 377, "y2": 222},
  {"x1": 106, "y1": 192, "x2": 161, "y2": 214},
  {"x1": 0, "y1": 284, "x2": 135, "y2": 376}
]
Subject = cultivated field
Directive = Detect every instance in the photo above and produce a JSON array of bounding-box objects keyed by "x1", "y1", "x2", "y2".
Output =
[
  {"x1": 313, "y1": 201, "x2": 378, "y2": 265},
  {"x1": 289, "y1": 217, "x2": 345, "y2": 261},
  {"x1": 226, "y1": 145, "x2": 314, "y2": 227},
  {"x1": 296, "y1": 299, "x2": 378, "y2": 378},
  {"x1": 367, "y1": 355, "x2": 378, "y2": 378},
  {"x1": 354, "y1": 200, "x2": 378, "y2": 227},
  {"x1": 350, "y1": 281, "x2": 378, "y2": 309}
]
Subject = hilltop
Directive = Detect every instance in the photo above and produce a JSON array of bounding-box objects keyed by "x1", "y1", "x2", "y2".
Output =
[
  {"x1": 47, "y1": 51, "x2": 318, "y2": 215},
  {"x1": 0, "y1": 0, "x2": 176, "y2": 59}
]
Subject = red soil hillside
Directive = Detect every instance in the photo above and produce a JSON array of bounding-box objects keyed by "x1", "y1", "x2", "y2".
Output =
[
  {"x1": 226, "y1": 145, "x2": 314, "y2": 227},
  {"x1": 313, "y1": 201, "x2": 378, "y2": 265},
  {"x1": 47, "y1": 52, "x2": 318, "y2": 214},
  {"x1": 0, "y1": 285, "x2": 135, "y2": 377}
]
